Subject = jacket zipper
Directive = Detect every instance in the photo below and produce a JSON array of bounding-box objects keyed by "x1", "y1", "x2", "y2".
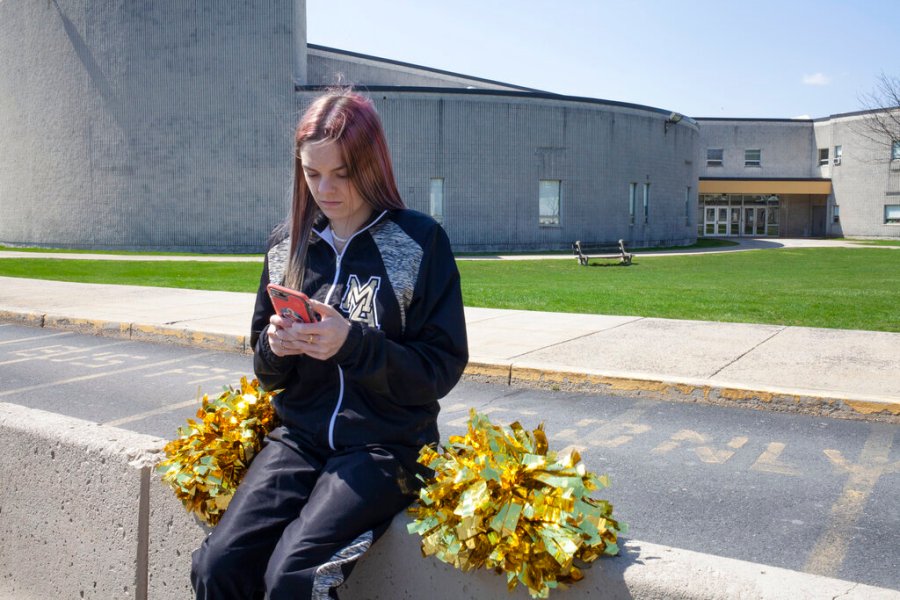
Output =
[{"x1": 321, "y1": 211, "x2": 387, "y2": 450}]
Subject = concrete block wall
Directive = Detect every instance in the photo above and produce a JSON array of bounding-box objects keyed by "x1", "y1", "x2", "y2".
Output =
[
  {"x1": 779, "y1": 194, "x2": 827, "y2": 238},
  {"x1": 697, "y1": 119, "x2": 817, "y2": 179},
  {"x1": 333, "y1": 90, "x2": 699, "y2": 251},
  {"x1": 0, "y1": 0, "x2": 298, "y2": 252},
  {"x1": 814, "y1": 112, "x2": 900, "y2": 238}
]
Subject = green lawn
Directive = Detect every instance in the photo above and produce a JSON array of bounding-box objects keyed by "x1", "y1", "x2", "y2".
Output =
[
  {"x1": 457, "y1": 248, "x2": 900, "y2": 332},
  {"x1": 0, "y1": 247, "x2": 897, "y2": 331},
  {"x1": 0, "y1": 244, "x2": 262, "y2": 257},
  {"x1": 0, "y1": 259, "x2": 262, "y2": 292}
]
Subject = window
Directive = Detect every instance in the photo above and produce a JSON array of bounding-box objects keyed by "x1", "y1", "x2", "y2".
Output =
[
  {"x1": 832, "y1": 205, "x2": 840, "y2": 223},
  {"x1": 642, "y1": 183, "x2": 650, "y2": 224},
  {"x1": 886, "y1": 204, "x2": 900, "y2": 224},
  {"x1": 685, "y1": 187, "x2": 692, "y2": 226},
  {"x1": 538, "y1": 180, "x2": 560, "y2": 225},
  {"x1": 833, "y1": 145, "x2": 842, "y2": 166},
  {"x1": 429, "y1": 178, "x2": 444, "y2": 223},
  {"x1": 745, "y1": 149, "x2": 761, "y2": 167},
  {"x1": 818, "y1": 148, "x2": 829, "y2": 166},
  {"x1": 706, "y1": 148, "x2": 723, "y2": 167},
  {"x1": 628, "y1": 183, "x2": 636, "y2": 226},
  {"x1": 892, "y1": 141, "x2": 900, "y2": 161}
]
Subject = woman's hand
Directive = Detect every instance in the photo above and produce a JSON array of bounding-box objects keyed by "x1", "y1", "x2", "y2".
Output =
[{"x1": 267, "y1": 300, "x2": 351, "y2": 360}]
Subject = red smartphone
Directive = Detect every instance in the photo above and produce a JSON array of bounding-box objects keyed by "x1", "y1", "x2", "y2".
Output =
[{"x1": 267, "y1": 283, "x2": 318, "y2": 324}]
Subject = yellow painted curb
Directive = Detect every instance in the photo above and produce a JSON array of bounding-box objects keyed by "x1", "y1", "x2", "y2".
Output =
[
  {"x1": 845, "y1": 399, "x2": 900, "y2": 416},
  {"x1": 502, "y1": 365, "x2": 900, "y2": 423},
  {"x1": 0, "y1": 310, "x2": 44, "y2": 327},
  {"x1": 130, "y1": 324, "x2": 246, "y2": 353},
  {"x1": 44, "y1": 315, "x2": 131, "y2": 339},
  {"x1": 463, "y1": 362, "x2": 511, "y2": 381}
]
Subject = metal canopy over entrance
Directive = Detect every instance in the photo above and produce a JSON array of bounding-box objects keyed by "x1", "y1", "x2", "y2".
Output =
[{"x1": 698, "y1": 178, "x2": 832, "y2": 196}]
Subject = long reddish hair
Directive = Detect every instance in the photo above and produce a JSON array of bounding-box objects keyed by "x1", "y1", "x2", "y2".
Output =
[{"x1": 283, "y1": 89, "x2": 404, "y2": 289}]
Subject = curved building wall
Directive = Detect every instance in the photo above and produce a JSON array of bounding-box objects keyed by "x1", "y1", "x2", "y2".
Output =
[
  {"x1": 318, "y1": 90, "x2": 700, "y2": 251},
  {"x1": 1, "y1": 1, "x2": 698, "y2": 253},
  {"x1": 0, "y1": 0, "x2": 298, "y2": 251}
]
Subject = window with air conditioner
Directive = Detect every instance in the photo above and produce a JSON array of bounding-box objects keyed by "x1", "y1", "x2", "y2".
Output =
[{"x1": 833, "y1": 145, "x2": 842, "y2": 165}]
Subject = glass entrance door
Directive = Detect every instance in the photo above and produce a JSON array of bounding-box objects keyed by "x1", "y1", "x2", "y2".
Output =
[
  {"x1": 730, "y1": 208, "x2": 741, "y2": 236},
  {"x1": 755, "y1": 208, "x2": 767, "y2": 235},
  {"x1": 704, "y1": 206, "x2": 731, "y2": 236},
  {"x1": 744, "y1": 207, "x2": 767, "y2": 236},
  {"x1": 701, "y1": 195, "x2": 780, "y2": 238}
]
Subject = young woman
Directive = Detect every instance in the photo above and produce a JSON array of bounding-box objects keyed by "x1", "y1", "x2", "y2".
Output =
[{"x1": 191, "y1": 89, "x2": 469, "y2": 599}]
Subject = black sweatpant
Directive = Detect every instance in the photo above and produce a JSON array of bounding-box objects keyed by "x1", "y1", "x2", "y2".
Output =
[{"x1": 191, "y1": 426, "x2": 420, "y2": 599}]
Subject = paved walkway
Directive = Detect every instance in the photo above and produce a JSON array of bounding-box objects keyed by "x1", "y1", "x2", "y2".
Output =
[
  {"x1": 0, "y1": 237, "x2": 893, "y2": 262},
  {"x1": 1, "y1": 273, "x2": 897, "y2": 422}
]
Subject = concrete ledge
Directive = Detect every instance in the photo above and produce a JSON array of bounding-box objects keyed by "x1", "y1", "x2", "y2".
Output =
[
  {"x1": 345, "y1": 519, "x2": 900, "y2": 600},
  {"x1": 0, "y1": 402, "x2": 205, "y2": 600},
  {"x1": 2, "y1": 403, "x2": 898, "y2": 599}
]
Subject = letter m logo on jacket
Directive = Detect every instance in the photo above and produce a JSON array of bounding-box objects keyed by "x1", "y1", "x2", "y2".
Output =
[{"x1": 341, "y1": 274, "x2": 381, "y2": 328}]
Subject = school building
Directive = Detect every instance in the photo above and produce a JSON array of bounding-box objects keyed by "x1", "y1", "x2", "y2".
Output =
[{"x1": 1, "y1": 0, "x2": 897, "y2": 253}]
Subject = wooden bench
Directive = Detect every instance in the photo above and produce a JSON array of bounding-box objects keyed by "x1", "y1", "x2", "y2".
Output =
[{"x1": 573, "y1": 239, "x2": 633, "y2": 266}]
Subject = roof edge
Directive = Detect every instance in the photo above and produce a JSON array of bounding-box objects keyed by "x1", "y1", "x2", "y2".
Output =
[
  {"x1": 307, "y1": 44, "x2": 543, "y2": 93},
  {"x1": 295, "y1": 83, "x2": 698, "y2": 125}
]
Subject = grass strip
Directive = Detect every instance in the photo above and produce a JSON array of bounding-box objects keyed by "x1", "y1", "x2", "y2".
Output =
[
  {"x1": 0, "y1": 244, "x2": 261, "y2": 257},
  {"x1": 0, "y1": 259, "x2": 261, "y2": 293},
  {"x1": 0, "y1": 248, "x2": 896, "y2": 331}
]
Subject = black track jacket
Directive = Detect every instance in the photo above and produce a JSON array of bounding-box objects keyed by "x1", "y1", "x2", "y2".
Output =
[{"x1": 250, "y1": 209, "x2": 468, "y2": 452}]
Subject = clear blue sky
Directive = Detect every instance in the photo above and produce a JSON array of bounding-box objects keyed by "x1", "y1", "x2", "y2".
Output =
[{"x1": 307, "y1": 0, "x2": 899, "y2": 119}]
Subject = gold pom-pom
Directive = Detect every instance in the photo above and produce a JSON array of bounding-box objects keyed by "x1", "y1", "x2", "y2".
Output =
[
  {"x1": 407, "y1": 410, "x2": 623, "y2": 599},
  {"x1": 156, "y1": 377, "x2": 279, "y2": 527}
]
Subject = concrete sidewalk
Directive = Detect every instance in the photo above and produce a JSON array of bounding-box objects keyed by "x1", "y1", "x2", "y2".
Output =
[
  {"x1": 0, "y1": 236, "x2": 893, "y2": 263},
  {"x1": 1, "y1": 275, "x2": 897, "y2": 421}
]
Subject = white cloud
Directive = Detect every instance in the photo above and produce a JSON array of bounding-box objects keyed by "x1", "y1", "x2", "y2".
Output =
[{"x1": 802, "y1": 73, "x2": 830, "y2": 86}]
